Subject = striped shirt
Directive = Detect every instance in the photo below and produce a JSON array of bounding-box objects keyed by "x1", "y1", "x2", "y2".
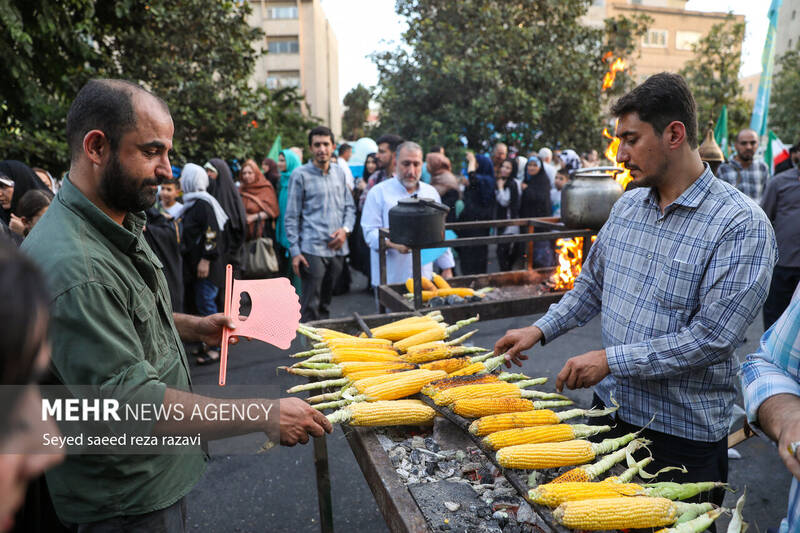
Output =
[
  {"x1": 284, "y1": 162, "x2": 356, "y2": 258},
  {"x1": 717, "y1": 158, "x2": 769, "y2": 202},
  {"x1": 535, "y1": 165, "x2": 776, "y2": 442},
  {"x1": 742, "y1": 295, "x2": 800, "y2": 533}
]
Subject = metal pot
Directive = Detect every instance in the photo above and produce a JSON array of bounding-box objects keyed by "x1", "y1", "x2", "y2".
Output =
[
  {"x1": 561, "y1": 166, "x2": 624, "y2": 230},
  {"x1": 389, "y1": 197, "x2": 450, "y2": 247}
]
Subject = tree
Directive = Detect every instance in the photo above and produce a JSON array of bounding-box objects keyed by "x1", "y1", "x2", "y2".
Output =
[
  {"x1": 769, "y1": 46, "x2": 800, "y2": 144},
  {"x1": 371, "y1": 0, "x2": 648, "y2": 156},
  {"x1": 0, "y1": 0, "x2": 318, "y2": 172},
  {"x1": 341, "y1": 83, "x2": 372, "y2": 140},
  {"x1": 680, "y1": 14, "x2": 752, "y2": 141}
]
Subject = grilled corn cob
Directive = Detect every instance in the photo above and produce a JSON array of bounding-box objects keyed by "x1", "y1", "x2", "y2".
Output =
[
  {"x1": 419, "y1": 357, "x2": 471, "y2": 373},
  {"x1": 432, "y1": 273, "x2": 451, "y2": 289},
  {"x1": 405, "y1": 277, "x2": 436, "y2": 292},
  {"x1": 326, "y1": 400, "x2": 436, "y2": 426},
  {"x1": 406, "y1": 330, "x2": 477, "y2": 352},
  {"x1": 483, "y1": 424, "x2": 611, "y2": 450},
  {"x1": 469, "y1": 405, "x2": 618, "y2": 436},
  {"x1": 394, "y1": 316, "x2": 479, "y2": 352},
  {"x1": 547, "y1": 438, "x2": 648, "y2": 483},
  {"x1": 401, "y1": 345, "x2": 487, "y2": 364},
  {"x1": 496, "y1": 432, "x2": 638, "y2": 469},
  {"x1": 367, "y1": 315, "x2": 444, "y2": 341},
  {"x1": 552, "y1": 497, "x2": 712, "y2": 530},
  {"x1": 529, "y1": 480, "x2": 724, "y2": 507},
  {"x1": 359, "y1": 369, "x2": 447, "y2": 400},
  {"x1": 454, "y1": 398, "x2": 537, "y2": 418},
  {"x1": 431, "y1": 381, "x2": 570, "y2": 407}
]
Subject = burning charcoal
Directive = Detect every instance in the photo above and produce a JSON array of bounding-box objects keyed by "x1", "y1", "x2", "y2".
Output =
[
  {"x1": 469, "y1": 504, "x2": 478, "y2": 514},
  {"x1": 409, "y1": 449, "x2": 421, "y2": 465},
  {"x1": 514, "y1": 502, "x2": 535, "y2": 525},
  {"x1": 504, "y1": 524, "x2": 521, "y2": 533},
  {"x1": 455, "y1": 450, "x2": 467, "y2": 461},
  {"x1": 425, "y1": 463, "x2": 437, "y2": 476},
  {"x1": 492, "y1": 510, "x2": 508, "y2": 525},
  {"x1": 411, "y1": 436, "x2": 425, "y2": 449},
  {"x1": 469, "y1": 295, "x2": 482, "y2": 302},
  {"x1": 492, "y1": 498, "x2": 518, "y2": 512},
  {"x1": 439, "y1": 524, "x2": 451, "y2": 531},
  {"x1": 376, "y1": 433, "x2": 395, "y2": 451},
  {"x1": 460, "y1": 462, "x2": 481, "y2": 475},
  {"x1": 429, "y1": 296, "x2": 446, "y2": 306},
  {"x1": 444, "y1": 294, "x2": 465, "y2": 305},
  {"x1": 444, "y1": 501, "x2": 461, "y2": 512},
  {"x1": 397, "y1": 469, "x2": 410, "y2": 480},
  {"x1": 439, "y1": 449, "x2": 457, "y2": 459},
  {"x1": 424, "y1": 437, "x2": 440, "y2": 452},
  {"x1": 478, "y1": 466, "x2": 494, "y2": 485}
]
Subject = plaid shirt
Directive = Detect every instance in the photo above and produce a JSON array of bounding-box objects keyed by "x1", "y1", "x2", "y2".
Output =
[
  {"x1": 716, "y1": 158, "x2": 769, "y2": 202},
  {"x1": 535, "y1": 165, "x2": 776, "y2": 442},
  {"x1": 284, "y1": 162, "x2": 356, "y2": 258},
  {"x1": 742, "y1": 295, "x2": 800, "y2": 533}
]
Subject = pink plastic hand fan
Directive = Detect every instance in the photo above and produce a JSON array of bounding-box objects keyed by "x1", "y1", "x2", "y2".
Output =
[{"x1": 219, "y1": 265, "x2": 300, "y2": 385}]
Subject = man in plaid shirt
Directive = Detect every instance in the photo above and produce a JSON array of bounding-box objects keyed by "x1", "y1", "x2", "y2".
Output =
[
  {"x1": 716, "y1": 129, "x2": 770, "y2": 202},
  {"x1": 495, "y1": 73, "x2": 777, "y2": 504}
]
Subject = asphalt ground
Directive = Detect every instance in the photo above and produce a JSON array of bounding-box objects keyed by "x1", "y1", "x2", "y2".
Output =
[{"x1": 185, "y1": 266, "x2": 791, "y2": 532}]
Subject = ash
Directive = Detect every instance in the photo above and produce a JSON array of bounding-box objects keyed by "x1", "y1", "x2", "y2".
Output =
[{"x1": 376, "y1": 428, "x2": 542, "y2": 533}]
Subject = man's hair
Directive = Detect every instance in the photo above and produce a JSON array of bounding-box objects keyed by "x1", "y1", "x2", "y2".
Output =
[
  {"x1": 66, "y1": 79, "x2": 168, "y2": 162},
  {"x1": 161, "y1": 178, "x2": 180, "y2": 189},
  {"x1": 17, "y1": 189, "x2": 53, "y2": 220},
  {"x1": 376, "y1": 134, "x2": 404, "y2": 152},
  {"x1": 430, "y1": 145, "x2": 443, "y2": 154},
  {"x1": 396, "y1": 141, "x2": 423, "y2": 159},
  {"x1": 308, "y1": 125, "x2": 335, "y2": 146},
  {"x1": 338, "y1": 143, "x2": 352, "y2": 155},
  {"x1": 538, "y1": 147, "x2": 552, "y2": 160},
  {"x1": 494, "y1": 142, "x2": 507, "y2": 151},
  {"x1": 735, "y1": 128, "x2": 758, "y2": 142},
  {"x1": 556, "y1": 166, "x2": 570, "y2": 177},
  {"x1": 610, "y1": 72, "x2": 699, "y2": 149}
]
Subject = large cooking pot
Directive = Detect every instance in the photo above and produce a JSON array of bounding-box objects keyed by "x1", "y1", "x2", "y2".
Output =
[
  {"x1": 561, "y1": 166, "x2": 624, "y2": 230},
  {"x1": 389, "y1": 197, "x2": 449, "y2": 247}
]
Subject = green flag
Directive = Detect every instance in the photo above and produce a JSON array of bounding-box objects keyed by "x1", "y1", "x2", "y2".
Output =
[
  {"x1": 714, "y1": 105, "x2": 728, "y2": 157},
  {"x1": 267, "y1": 135, "x2": 282, "y2": 160}
]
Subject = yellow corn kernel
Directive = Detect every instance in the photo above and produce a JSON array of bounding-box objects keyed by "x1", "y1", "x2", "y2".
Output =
[
  {"x1": 344, "y1": 400, "x2": 436, "y2": 426},
  {"x1": 455, "y1": 398, "x2": 536, "y2": 419},
  {"x1": 405, "y1": 277, "x2": 436, "y2": 292},
  {"x1": 483, "y1": 425, "x2": 576, "y2": 450},
  {"x1": 361, "y1": 369, "x2": 447, "y2": 400},
  {"x1": 528, "y1": 481, "x2": 643, "y2": 507},
  {"x1": 329, "y1": 352, "x2": 403, "y2": 363},
  {"x1": 353, "y1": 369, "x2": 429, "y2": 391},
  {"x1": 553, "y1": 497, "x2": 680, "y2": 530},
  {"x1": 468, "y1": 410, "x2": 562, "y2": 435},
  {"x1": 421, "y1": 374, "x2": 501, "y2": 396},
  {"x1": 419, "y1": 357, "x2": 471, "y2": 373},
  {"x1": 547, "y1": 467, "x2": 592, "y2": 484},
  {"x1": 432, "y1": 382, "x2": 520, "y2": 406},
  {"x1": 345, "y1": 368, "x2": 410, "y2": 382},
  {"x1": 496, "y1": 440, "x2": 595, "y2": 469},
  {"x1": 447, "y1": 362, "x2": 485, "y2": 376},
  {"x1": 393, "y1": 324, "x2": 447, "y2": 352},
  {"x1": 338, "y1": 362, "x2": 414, "y2": 375},
  {"x1": 432, "y1": 273, "x2": 451, "y2": 289},
  {"x1": 435, "y1": 287, "x2": 475, "y2": 298},
  {"x1": 369, "y1": 317, "x2": 440, "y2": 341}
]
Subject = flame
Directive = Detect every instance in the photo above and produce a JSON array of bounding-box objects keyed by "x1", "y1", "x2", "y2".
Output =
[
  {"x1": 601, "y1": 57, "x2": 627, "y2": 91},
  {"x1": 602, "y1": 123, "x2": 632, "y2": 189},
  {"x1": 552, "y1": 236, "x2": 597, "y2": 291}
]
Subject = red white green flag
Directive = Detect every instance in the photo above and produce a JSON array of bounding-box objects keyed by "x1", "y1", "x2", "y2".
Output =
[{"x1": 765, "y1": 130, "x2": 790, "y2": 175}]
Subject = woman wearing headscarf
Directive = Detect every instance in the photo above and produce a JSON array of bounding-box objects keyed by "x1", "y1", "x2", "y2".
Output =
[
  {"x1": 179, "y1": 163, "x2": 229, "y2": 364},
  {"x1": 427, "y1": 152, "x2": 460, "y2": 222},
  {"x1": 348, "y1": 153, "x2": 377, "y2": 284},
  {"x1": 0, "y1": 160, "x2": 49, "y2": 233},
  {"x1": 495, "y1": 158, "x2": 522, "y2": 271},
  {"x1": 457, "y1": 153, "x2": 496, "y2": 275},
  {"x1": 520, "y1": 156, "x2": 555, "y2": 267},
  {"x1": 261, "y1": 158, "x2": 281, "y2": 190},
  {"x1": 238, "y1": 158, "x2": 279, "y2": 242},
  {"x1": 276, "y1": 149, "x2": 302, "y2": 287},
  {"x1": 205, "y1": 158, "x2": 247, "y2": 279}
]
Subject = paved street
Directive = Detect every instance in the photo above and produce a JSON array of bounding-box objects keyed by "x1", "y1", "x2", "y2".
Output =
[{"x1": 186, "y1": 268, "x2": 790, "y2": 531}]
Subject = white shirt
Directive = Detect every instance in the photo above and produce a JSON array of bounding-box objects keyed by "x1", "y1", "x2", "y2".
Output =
[
  {"x1": 163, "y1": 201, "x2": 183, "y2": 219},
  {"x1": 543, "y1": 162, "x2": 557, "y2": 189},
  {"x1": 337, "y1": 161, "x2": 355, "y2": 191},
  {"x1": 361, "y1": 177, "x2": 456, "y2": 287}
]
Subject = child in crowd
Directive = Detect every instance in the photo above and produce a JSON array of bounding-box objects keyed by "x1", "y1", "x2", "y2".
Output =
[
  {"x1": 159, "y1": 178, "x2": 183, "y2": 219},
  {"x1": 552, "y1": 167, "x2": 569, "y2": 217}
]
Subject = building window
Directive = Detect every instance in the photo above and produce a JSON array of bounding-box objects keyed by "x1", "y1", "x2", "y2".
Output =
[
  {"x1": 267, "y1": 38, "x2": 299, "y2": 54},
  {"x1": 267, "y1": 5, "x2": 298, "y2": 19},
  {"x1": 266, "y1": 71, "x2": 301, "y2": 90},
  {"x1": 643, "y1": 29, "x2": 668, "y2": 48},
  {"x1": 789, "y1": 38, "x2": 793, "y2": 49},
  {"x1": 675, "y1": 31, "x2": 701, "y2": 51},
  {"x1": 792, "y1": 10, "x2": 796, "y2": 20}
]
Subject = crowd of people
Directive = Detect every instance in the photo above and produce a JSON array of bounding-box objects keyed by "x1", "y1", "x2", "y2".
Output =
[{"x1": 2, "y1": 72, "x2": 800, "y2": 533}]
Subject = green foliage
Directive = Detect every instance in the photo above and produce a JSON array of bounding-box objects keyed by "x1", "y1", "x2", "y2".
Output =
[
  {"x1": 680, "y1": 14, "x2": 751, "y2": 141},
  {"x1": 0, "y1": 0, "x2": 318, "y2": 173},
  {"x1": 372, "y1": 0, "x2": 649, "y2": 157},
  {"x1": 769, "y1": 46, "x2": 800, "y2": 144},
  {"x1": 342, "y1": 83, "x2": 372, "y2": 140}
]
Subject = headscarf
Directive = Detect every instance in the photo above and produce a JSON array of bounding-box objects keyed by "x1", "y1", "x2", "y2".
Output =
[
  {"x1": 179, "y1": 163, "x2": 229, "y2": 229},
  {"x1": 262, "y1": 158, "x2": 281, "y2": 189},
  {"x1": 208, "y1": 158, "x2": 247, "y2": 248},
  {"x1": 239, "y1": 159, "x2": 279, "y2": 240},
  {"x1": 559, "y1": 149, "x2": 581, "y2": 173},
  {"x1": 470, "y1": 154, "x2": 496, "y2": 207},
  {"x1": 521, "y1": 156, "x2": 552, "y2": 218},
  {"x1": 0, "y1": 160, "x2": 49, "y2": 224},
  {"x1": 276, "y1": 149, "x2": 302, "y2": 250},
  {"x1": 426, "y1": 153, "x2": 452, "y2": 176}
]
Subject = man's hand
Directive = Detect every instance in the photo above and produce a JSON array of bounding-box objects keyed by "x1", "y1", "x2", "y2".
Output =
[
  {"x1": 278, "y1": 397, "x2": 333, "y2": 446},
  {"x1": 555, "y1": 349, "x2": 610, "y2": 393},
  {"x1": 197, "y1": 258, "x2": 210, "y2": 279},
  {"x1": 386, "y1": 239, "x2": 410, "y2": 254},
  {"x1": 758, "y1": 393, "x2": 800, "y2": 481},
  {"x1": 465, "y1": 151, "x2": 477, "y2": 173},
  {"x1": 441, "y1": 268, "x2": 454, "y2": 279},
  {"x1": 327, "y1": 228, "x2": 347, "y2": 250},
  {"x1": 9, "y1": 213, "x2": 24, "y2": 235},
  {"x1": 292, "y1": 253, "x2": 309, "y2": 276},
  {"x1": 494, "y1": 326, "x2": 542, "y2": 368}
]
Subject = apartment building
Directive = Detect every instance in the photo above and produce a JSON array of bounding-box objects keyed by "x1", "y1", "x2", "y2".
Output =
[
  {"x1": 248, "y1": 0, "x2": 342, "y2": 136},
  {"x1": 774, "y1": 0, "x2": 800, "y2": 74}
]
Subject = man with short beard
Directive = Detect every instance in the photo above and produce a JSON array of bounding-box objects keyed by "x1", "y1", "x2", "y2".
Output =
[
  {"x1": 716, "y1": 128, "x2": 770, "y2": 202},
  {"x1": 361, "y1": 142, "x2": 454, "y2": 292},
  {"x1": 495, "y1": 73, "x2": 777, "y2": 508},
  {"x1": 359, "y1": 133, "x2": 403, "y2": 210},
  {"x1": 21, "y1": 79, "x2": 331, "y2": 531}
]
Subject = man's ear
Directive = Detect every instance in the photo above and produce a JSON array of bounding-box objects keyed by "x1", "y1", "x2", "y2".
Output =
[
  {"x1": 83, "y1": 130, "x2": 109, "y2": 166},
  {"x1": 663, "y1": 121, "x2": 687, "y2": 151}
]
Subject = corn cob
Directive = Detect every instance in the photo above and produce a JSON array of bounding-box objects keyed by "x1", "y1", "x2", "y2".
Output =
[
  {"x1": 367, "y1": 314, "x2": 444, "y2": 341},
  {"x1": 352, "y1": 369, "x2": 432, "y2": 391},
  {"x1": 346, "y1": 368, "x2": 410, "y2": 382},
  {"x1": 360, "y1": 369, "x2": 447, "y2": 400},
  {"x1": 338, "y1": 361, "x2": 415, "y2": 375},
  {"x1": 421, "y1": 374, "x2": 503, "y2": 396},
  {"x1": 306, "y1": 351, "x2": 403, "y2": 364},
  {"x1": 432, "y1": 273, "x2": 451, "y2": 289},
  {"x1": 326, "y1": 400, "x2": 436, "y2": 426},
  {"x1": 401, "y1": 345, "x2": 488, "y2": 364},
  {"x1": 496, "y1": 432, "x2": 638, "y2": 469},
  {"x1": 287, "y1": 377, "x2": 351, "y2": 394},
  {"x1": 454, "y1": 398, "x2": 538, "y2": 418},
  {"x1": 405, "y1": 277, "x2": 436, "y2": 292},
  {"x1": 326, "y1": 337, "x2": 394, "y2": 348},
  {"x1": 469, "y1": 405, "x2": 618, "y2": 436},
  {"x1": 655, "y1": 508, "x2": 723, "y2": 533},
  {"x1": 547, "y1": 438, "x2": 648, "y2": 483},
  {"x1": 484, "y1": 424, "x2": 611, "y2": 450},
  {"x1": 606, "y1": 456, "x2": 653, "y2": 483},
  {"x1": 553, "y1": 497, "x2": 712, "y2": 530},
  {"x1": 394, "y1": 316, "x2": 479, "y2": 352},
  {"x1": 297, "y1": 325, "x2": 323, "y2": 342},
  {"x1": 406, "y1": 330, "x2": 477, "y2": 352},
  {"x1": 432, "y1": 381, "x2": 571, "y2": 407},
  {"x1": 419, "y1": 357, "x2": 471, "y2": 373},
  {"x1": 529, "y1": 480, "x2": 724, "y2": 507},
  {"x1": 315, "y1": 328, "x2": 358, "y2": 340}
]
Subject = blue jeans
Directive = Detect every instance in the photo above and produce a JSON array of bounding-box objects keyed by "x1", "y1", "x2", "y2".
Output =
[{"x1": 194, "y1": 278, "x2": 219, "y2": 317}]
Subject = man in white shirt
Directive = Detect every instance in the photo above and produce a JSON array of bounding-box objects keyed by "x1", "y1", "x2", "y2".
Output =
[
  {"x1": 338, "y1": 143, "x2": 355, "y2": 191},
  {"x1": 361, "y1": 141, "x2": 455, "y2": 289},
  {"x1": 538, "y1": 147, "x2": 557, "y2": 189}
]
